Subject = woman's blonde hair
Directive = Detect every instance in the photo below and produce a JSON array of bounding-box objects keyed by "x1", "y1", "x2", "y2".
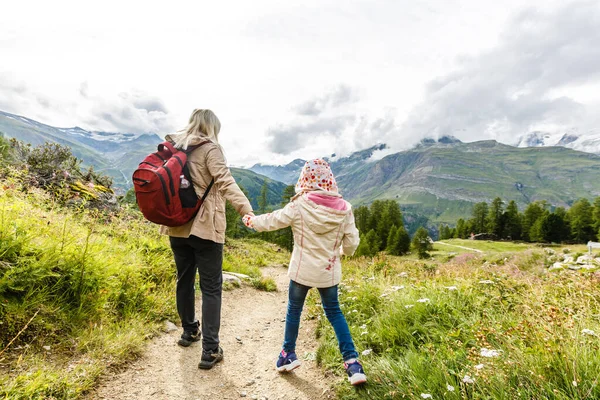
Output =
[{"x1": 173, "y1": 109, "x2": 221, "y2": 149}]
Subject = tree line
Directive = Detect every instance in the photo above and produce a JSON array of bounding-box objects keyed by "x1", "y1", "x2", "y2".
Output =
[{"x1": 439, "y1": 197, "x2": 600, "y2": 243}]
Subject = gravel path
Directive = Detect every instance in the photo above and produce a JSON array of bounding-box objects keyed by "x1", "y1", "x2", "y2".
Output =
[{"x1": 87, "y1": 265, "x2": 336, "y2": 400}]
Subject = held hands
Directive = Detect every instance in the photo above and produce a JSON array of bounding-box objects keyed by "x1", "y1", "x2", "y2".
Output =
[{"x1": 242, "y1": 214, "x2": 255, "y2": 229}]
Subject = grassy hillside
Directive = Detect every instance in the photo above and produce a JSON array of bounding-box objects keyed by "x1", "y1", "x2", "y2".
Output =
[
  {"x1": 0, "y1": 184, "x2": 288, "y2": 399},
  {"x1": 308, "y1": 240, "x2": 600, "y2": 399},
  {"x1": 230, "y1": 167, "x2": 288, "y2": 209}
]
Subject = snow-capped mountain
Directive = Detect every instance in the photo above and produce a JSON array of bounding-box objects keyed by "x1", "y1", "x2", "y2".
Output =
[{"x1": 516, "y1": 130, "x2": 600, "y2": 154}]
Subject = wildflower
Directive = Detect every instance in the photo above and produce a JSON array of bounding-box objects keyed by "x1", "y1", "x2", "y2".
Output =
[
  {"x1": 362, "y1": 349, "x2": 372, "y2": 356},
  {"x1": 421, "y1": 394, "x2": 432, "y2": 399},
  {"x1": 360, "y1": 324, "x2": 367, "y2": 329},
  {"x1": 480, "y1": 348, "x2": 502, "y2": 358},
  {"x1": 361, "y1": 331, "x2": 368, "y2": 336},
  {"x1": 391, "y1": 285, "x2": 405, "y2": 291},
  {"x1": 380, "y1": 293, "x2": 389, "y2": 298},
  {"x1": 582, "y1": 329, "x2": 597, "y2": 336},
  {"x1": 445, "y1": 286, "x2": 458, "y2": 291},
  {"x1": 405, "y1": 305, "x2": 414, "y2": 309},
  {"x1": 573, "y1": 380, "x2": 578, "y2": 387},
  {"x1": 462, "y1": 375, "x2": 475, "y2": 384},
  {"x1": 475, "y1": 364, "x2": 484, "y2": 370},
  {"x1": 479, "y1": 280, "x2": 494, "y2": 284},
  {"x1": 417, "y1": 298, "x2": 431, "y2": 303},
  {"x1": 398, "y1": 272, "x2": 408, "y2": 278},
  {"x1": 446, "y1": 385, "x2": 455, "y2": 392},
  {"x1": 352, "y1": 309, "x2": 358, "y2": 313}
]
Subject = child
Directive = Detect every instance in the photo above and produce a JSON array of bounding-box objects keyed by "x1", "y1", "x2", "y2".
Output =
[{"x1": 242, "y1": 159, "x2": 366, "y2": 386}]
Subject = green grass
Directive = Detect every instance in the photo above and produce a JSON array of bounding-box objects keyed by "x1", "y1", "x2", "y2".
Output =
[
  {"x1": 0, "y1": 184, "x2": 288, "y2": 399},
  {"x1": 308, "y1": 245, "x2": 600, "y2": 399}
]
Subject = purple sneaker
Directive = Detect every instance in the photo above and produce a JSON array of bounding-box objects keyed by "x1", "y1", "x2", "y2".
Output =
[
  {"x1": 276, "y1": 350, "x2": 301, "y2": 372},
  {"x1": 344, "y1": 359, "x2": 367, "y2": 385}
]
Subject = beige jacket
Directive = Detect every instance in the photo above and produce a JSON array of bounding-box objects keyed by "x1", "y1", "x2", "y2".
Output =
[
  {"x1": 251, "y1": 193, "x2": 360, "y2": 288},
  {"x1": 160, "y1": 137, "x2": 253, "y2": 243}
]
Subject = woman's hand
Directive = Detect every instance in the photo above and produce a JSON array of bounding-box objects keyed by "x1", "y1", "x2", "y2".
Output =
[{"x1": 242, "y1": 214, "x2": 255, "y2": 229}]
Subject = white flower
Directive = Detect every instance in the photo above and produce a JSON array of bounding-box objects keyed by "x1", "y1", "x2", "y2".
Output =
[
  {"x1": 479, "y1": 280, "x2": 494, "y2": 284},
  {"x1": 361, "y1": 349, "x2": 372, "y2": 356},
  {"x1": 380, "y1": 293, "x2": 389, "y2": 298},
  {"x1": 352, "y1": 309, "x2": 358, "y2": 313},
  {"x1": 351, "y1": 296, "x2": 357, "y2": 300},
  {"x1": 360, "y1": 324, "x2": 367, "y2": 329},
  {"x1": 573, "y1": 380, "x2": 578, "y2": 387},
  {"x1": 462, "y1": 375, "x2": 475, "y2": 384},
  {"x1": 417, "y1": 298, "x2": 431, "y2": 303},
  {"x1": 446, "y1": 385, "x2": 455, "y2": 392},
  {"x1": 405, "y1": 304, "x2": 415, "y2": 309},
  {"x1": 398, "y1": 272, "x2": 408, "y2": 278},
  {"x1": 420, "y1": 394, "x2": 432, "y2": 399},
  {"x1": 582, "y1": 329, "x2": 597, "y2": 336},
  {"x1": 391, "y1": 285, "x2": 405, "y2": 291},
  {"x1": 445, "y1": 286, "x2": 458, "y2": 291},
  {"x1": 480, "y1": 348, "x2": 502, "y2": 358},
  {"x1": 361, "y1": 331, "x2": 368, "y2": 336},
  {"x1": 475, "y1": 364, "x2": 484, "y2": 370}
]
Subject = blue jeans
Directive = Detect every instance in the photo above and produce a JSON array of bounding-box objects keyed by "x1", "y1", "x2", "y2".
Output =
[{"x1": 283, "y1": 280, "x2": 358, "y2": 361}]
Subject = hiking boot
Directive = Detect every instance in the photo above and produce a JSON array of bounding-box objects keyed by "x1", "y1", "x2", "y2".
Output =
[
  {"x1": 344, "y1": 359, "x2": 367, "y2": 386},
  {"x1": 177, "y1": 329, "x2": 201, "y2": 347},
  {"x1": 198, "y1": 346, "x2": 224, "y2": 370},
  {"x1": 276, "y1": 350, "x2": 301, "y2": 372}
]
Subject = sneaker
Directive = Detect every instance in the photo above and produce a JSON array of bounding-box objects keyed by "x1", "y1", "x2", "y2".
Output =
[
  {"x1": 344, "y1": 359, "x2": 367, "y2": 386},
  {"x1": 177, "y1": 329, "x2": 201, "y2": 347},
  {"x1": 198, "y1": 346, "x2": 224, "y2": 370},
  {"x1": 276, "y1": 350, "x2": 301, "y2": 372}
]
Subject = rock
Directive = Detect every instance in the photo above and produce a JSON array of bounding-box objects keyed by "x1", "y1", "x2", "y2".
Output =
[
  {"x1": 544, "y1": 248, "x2": 556, "y2": 255},
  {"x1": 164, "y1": 320, "x2": 178, "y2": 333},
  {"x1": 577, "y1": 255, "x2": 593, "y2": 264},
  {"x1": 240, "y1": 392, "x2": 247, "y2": 398},
  {"x1": 236, "y1": 336, "x2": 242, "y2": 341},
  {"x1": 549, "y1": 262, "x2": 564, "y2": 271},
  {"x1": 43, "y1": 345, "x2": 51, "y2": 351},
  {"x1": 563, "y1": 256, "x2": 575, "y2": 264},
  {"x1": 225, "y1": 272, "x2": 251, "y2": 280},
  {"x1": 568, "y1": 265, "x2": 582, "y2": 270},
  {"x1": 245, "y1": 380, "x2": 255, "y2": 387},
  {"x1": 582, "y1": 264, "x2": 597, "y2": 270},
  {"x1": 223, "y1": 274, "x2": 242, "y2": 285}
]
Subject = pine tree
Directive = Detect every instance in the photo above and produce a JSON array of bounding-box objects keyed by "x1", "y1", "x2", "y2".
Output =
[
  {"x1": 593, "y1": 196, "x2": 600, "y2": 237},
  {"x1": 258, "y1": 180, "x2": 268, "y2": 214},
  {"x1": 411, "y1": 227, "x2": 432, "y2": 259},
  {"x1": 355, "y1": 229, "x2": 381, "y2": 257},
  {"x1": 455, "y1": 219, "x2": 467, "y2": 238},
  {"x1": 568, "y1": 198, "x2": 595, "y2": 243},
  {"x1": 503, "y1": 201, "x2": 521, "y2": 240},
  {"x1": 522, "y1": 202, "x2": 546, "y2": 242},
  {"x1": 386, "y1": 225, "x2": 398, "y2": 254},
  {"x1": 471, "y1": 202, "x2": 489, "y2": 234},
  {"x1": 354, "y1": 205, "x2": 370, "y2": 234},
  {"x1": 486, "y1": 197, "x2": 505, "y2": 237},
  {"x1": 377, "y1": 200, "x2": 404, "y2": 249}
]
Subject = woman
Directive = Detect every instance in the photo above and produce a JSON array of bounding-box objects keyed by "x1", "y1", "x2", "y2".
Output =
[{"x1": 160, "y1": 109, "x2": 253, "y2": 370}]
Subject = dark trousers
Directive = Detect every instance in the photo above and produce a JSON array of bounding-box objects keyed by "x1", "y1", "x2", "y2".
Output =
[{"x1": 169, "y1": 235, "x2": 223, "y2": 350}]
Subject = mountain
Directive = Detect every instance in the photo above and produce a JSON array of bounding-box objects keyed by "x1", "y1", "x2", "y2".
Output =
[
  {"x1": 229, "y1": 168, "x2": 288, "y2": 209},
  {"x1": 0, "y1": 110, "x2": 162, "y2": 187},
  {"x1": 250, "y1": 137, "x2": 600, "y2": 225},
  {"x1": 249, "y1": 159, "x2": 306, "y2": 185},
  {"x1": 516, "y1": 130, "x2": 600, "y2": 154},
  {"x1": 0, "y1": 111, "x2": 287, "y2": 207}
]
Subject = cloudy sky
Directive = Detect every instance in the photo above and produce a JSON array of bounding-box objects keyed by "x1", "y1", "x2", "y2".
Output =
[{"x1": 1, "y1": 0, "x2": 599, "y2": 166}]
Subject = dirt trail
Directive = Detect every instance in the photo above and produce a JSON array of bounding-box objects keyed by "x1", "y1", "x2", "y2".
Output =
[
  {"x1": 435, "y1": 241, "x2": 483, "y2": 253},
  {"x1": 88, "y1": 266, "x2": 336, "y2": 400}
]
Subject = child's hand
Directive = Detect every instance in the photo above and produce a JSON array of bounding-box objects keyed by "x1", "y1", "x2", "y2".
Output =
[{"x1": 242, "y1": 214, "x2": 255, "y2": 229}]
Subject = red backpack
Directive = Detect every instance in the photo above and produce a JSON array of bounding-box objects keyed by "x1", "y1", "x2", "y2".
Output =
[{"x1": 132, "y1": 141, "x2": 214, "y2": 227}]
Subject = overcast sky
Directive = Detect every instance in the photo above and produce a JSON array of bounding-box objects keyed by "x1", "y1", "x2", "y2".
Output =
[{"x1": 1, "y1": 0, "x2": 598, "y2": 166}]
